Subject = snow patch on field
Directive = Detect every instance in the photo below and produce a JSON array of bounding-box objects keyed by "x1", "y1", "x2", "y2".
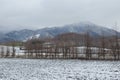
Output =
[{"x1": 0, "y1": 59, "x2": 120, "y2": 80}]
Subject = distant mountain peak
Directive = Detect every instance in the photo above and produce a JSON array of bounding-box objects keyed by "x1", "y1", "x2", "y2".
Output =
[{"x1": 0, "y1": 22, "x2": 119, "y2": 42}]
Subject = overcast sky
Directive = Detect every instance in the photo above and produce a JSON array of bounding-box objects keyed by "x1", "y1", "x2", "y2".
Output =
[{"x1": 0, "y1": 0, "x2": 120, "y2": 32}]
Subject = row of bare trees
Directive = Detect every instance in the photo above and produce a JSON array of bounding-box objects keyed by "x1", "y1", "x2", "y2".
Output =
[
  {"x1": 23, "y1": 33, "x2": 81, "y2": 59},
  {"x1": 0, "y1": 30, "x2": 119, "y2": 60},
  {"x1": 0, "y1": 45, "x2": 16, "y2": 58},
  {"x1": 22, "y1": 31, "x2": 120, "y2": 60}
]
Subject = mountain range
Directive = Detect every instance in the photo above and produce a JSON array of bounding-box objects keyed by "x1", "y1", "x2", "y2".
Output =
[{"x1": 0, "y1": 22, "x2": 119, "y2": 42}]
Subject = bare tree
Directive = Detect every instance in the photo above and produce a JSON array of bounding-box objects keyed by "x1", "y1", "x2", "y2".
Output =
[
  {"x1": 1, "y1": 46, "x2": 4, "y2": 58},
  {"x1": 84, "y1": 31, "x2": 92, "y2": 60},
  {"x1": 6, "y1": 46, "x2": 10, "y2": 57},
  {"x1": 11, "y1": 42, "x2": 16, "y2": 58},
  {"x1": 100, "y1": 30, "x2": 106, "y2": 60},
  {"x1": 110, "y1": 23, "x2": 120, "y2": 60}
]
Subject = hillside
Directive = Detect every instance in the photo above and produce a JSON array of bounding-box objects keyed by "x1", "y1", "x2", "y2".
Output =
[{"x1": 0, "y1": 22, "x2": 119, "y2": 42}]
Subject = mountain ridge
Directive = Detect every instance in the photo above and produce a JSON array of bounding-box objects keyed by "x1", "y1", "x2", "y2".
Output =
[{"x1": 0, "y1": 22, "x2": 120, "y2": 42}]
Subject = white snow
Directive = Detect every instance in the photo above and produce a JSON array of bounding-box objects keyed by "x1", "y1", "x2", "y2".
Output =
[
  {"x1": 35, "y1": 34, "x2": 40, "y2": 38},
  {"x1": 0, "y1": 59, "x2": 119, "y2": 80}
]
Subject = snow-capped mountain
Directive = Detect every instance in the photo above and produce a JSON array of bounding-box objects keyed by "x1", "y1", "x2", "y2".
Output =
[
  {"x1": 0, "y1": 22, "x2": 120, "y2": 42},
  {"x1": 6, "y1": 29, "x2": 35, "y2": 41}
]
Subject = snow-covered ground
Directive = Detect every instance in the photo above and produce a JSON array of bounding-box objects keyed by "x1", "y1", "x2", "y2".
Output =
[{"x1": 0, "y1": 59, "x2": 120, "y2": 80}]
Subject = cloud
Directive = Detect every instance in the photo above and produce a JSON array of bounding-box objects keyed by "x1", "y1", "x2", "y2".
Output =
[{"x1": 0, "y1": 0, "x2": 120, "y2": 32}]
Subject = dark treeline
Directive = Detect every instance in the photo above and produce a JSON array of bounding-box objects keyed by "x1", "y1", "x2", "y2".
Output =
[{"x1": 0, "y1": 32, "x2": 120, "y2": 60}]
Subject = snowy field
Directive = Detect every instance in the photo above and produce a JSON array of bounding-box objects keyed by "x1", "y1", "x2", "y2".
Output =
[{"x1": 0, "y1": 59, "x2": 120, "y2": 80}]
